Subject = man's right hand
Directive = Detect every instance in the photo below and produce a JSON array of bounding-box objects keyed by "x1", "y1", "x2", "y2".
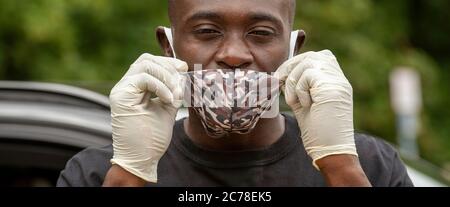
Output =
[{"x1": 105, "y1": 54, "x2": 188, "y2": 185}]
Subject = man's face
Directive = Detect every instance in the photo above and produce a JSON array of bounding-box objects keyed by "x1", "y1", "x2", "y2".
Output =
[{"x1": 166, "y1": 0, "x2": 295, "y2": 73}]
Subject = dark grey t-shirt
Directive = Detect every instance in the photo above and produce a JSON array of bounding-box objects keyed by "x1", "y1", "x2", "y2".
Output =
[{"x1": 57, "y1": 114, "x2": 413, "y2": 187}]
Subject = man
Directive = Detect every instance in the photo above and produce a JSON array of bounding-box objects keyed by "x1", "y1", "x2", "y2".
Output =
[{"x1": 57, "y1": 0, "x2": 413, "y2": 187}]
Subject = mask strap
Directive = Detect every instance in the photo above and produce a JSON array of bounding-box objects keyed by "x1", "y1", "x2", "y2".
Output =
[
  {"x1": 164, "y1": 27, "x2": 299, "y2": 60},
  {"x1": 289, "y1": 30, "x2": 299, "y2": 59},
  {"x1": 163, "y1": 27, "x2": 177, "y2": 58}
]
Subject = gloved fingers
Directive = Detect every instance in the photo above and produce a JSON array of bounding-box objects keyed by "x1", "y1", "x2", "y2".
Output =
[
  {"x1": 133, "y1": 53, "x2": 188, "y2": 73},
  {"x1": 274, "y1": 51, "x2": 312, "y2": 81},
  {"x1": 284, "y1": 58, "x2": 319, "y2": 107},
  {"x1": 126, "y1": 60, "x2": 185, "y2": 100},
  {"x1": 276, "y1": 49, "x2": 352, "y2": 106},
  {"x1": 133, "y1": 53, "x2": 154, "y2": 65},
  {"x1": 130, "y1": 54, "x2": 187, "y2": 98},
  {"x1": 317, "y1": 49, "x2": 334, "y2": 58},
  {"x1": 128, "y1": 73, "x2": 175, "y2": 104},
  {"x1": 128, "y1": 53, "x2": 188, "y2": 78},
  {"x1": 151, "y1": 55, "x2": 189, "y2": 73},
  {"x1": 304, "y1": 72, "x2": 354, "y2": 108},
  {"x1": 284, "y1": 83, "x2": 299, "y2": 107},
  {"x1": 285, "y1": 58, "x2": 314, "y2": 91},
  {"x1": 140, "y1": 60, "x2": 178, "y2": 87},
  {"x1": 145, "y1": 60, "x2": 186, "y2": 100},
  {"x1": 274, "y1": 51, "x2": 329, "y2": 96},
  {"x1": 317, "y1": 50, "x2": 344, "y2": 74},
  {"x1": 125, "y1": 53, "x2": 157, "y2": 77},
  {"x1": 295, "y1": 68, "x2": 325, "y2": 107},
  {"x1": 145, "y1": 60, "x2": 182, "y2": 91}
]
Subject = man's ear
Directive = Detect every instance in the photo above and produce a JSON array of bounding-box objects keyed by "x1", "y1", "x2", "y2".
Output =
[
  {"x1": 156, "y1": 26, "x2": 174, "y2": 57},
  {"x1": 294, "y1": 30, "x2": 306, "y2": 56}
]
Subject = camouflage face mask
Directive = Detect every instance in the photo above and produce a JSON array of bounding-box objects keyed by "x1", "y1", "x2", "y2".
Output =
[{"x1": 183, "y1": 69, "x2": 281, "y2": 138}]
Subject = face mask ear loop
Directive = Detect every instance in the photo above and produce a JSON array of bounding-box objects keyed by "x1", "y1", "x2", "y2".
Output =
[
  {"x1": 289, "y1": 30, "x2": 299, "y2": 59},
  {"x1": 164, "y1": 27, "x2": 177, "y2": 59}
]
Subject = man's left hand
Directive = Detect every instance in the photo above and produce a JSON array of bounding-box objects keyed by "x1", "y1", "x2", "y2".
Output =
[{"x1": 275, "y1": 50, "x2": 371, "y2": 186}]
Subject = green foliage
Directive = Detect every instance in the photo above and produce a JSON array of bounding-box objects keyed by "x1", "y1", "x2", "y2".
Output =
[
  {"x1": 0, "y1": 0, "x2": 169, "y2": 81},
  {"x1": 0, "y1": 0, "x2": 449, "y2": 167}
]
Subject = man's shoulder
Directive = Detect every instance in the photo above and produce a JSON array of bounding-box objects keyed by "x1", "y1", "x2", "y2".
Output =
[
  {"x1": 68, "y1": 144, "x2": 113, "y2": 170},
  {"x1": 57, "y1": 145, "x2": 113, "y2": 187},
  {"x1": 76, "y1": 144, "x2": 113, "y2": 159},
  {"x1": 353, "y1": 133, "x2": 413, "y2": 186},
  {"x1": 354, "y1": 132, "x2": 398, "y2": 159}
]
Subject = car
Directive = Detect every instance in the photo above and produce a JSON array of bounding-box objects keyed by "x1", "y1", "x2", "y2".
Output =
[{"x1": 0, "y1": 81, "x2": 112, "y2": 186}]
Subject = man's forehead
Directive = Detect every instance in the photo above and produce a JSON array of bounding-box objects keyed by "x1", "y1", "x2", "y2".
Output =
[{"x1": 169, "y1": 0, "x2": 294, "y2": 26}]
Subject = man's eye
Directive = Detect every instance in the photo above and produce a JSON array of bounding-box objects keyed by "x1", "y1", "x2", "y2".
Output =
[
  {"x1": 195, "y1": 29, "x2": 220, "y2": 34},
  {"x1": 249, "y1": 30, "x2": 274, "y2": 36}
]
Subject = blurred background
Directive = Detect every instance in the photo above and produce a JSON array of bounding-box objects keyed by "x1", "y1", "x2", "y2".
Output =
[{"x1": 0, "y1": 0, "x2": 449, "y2": 186}]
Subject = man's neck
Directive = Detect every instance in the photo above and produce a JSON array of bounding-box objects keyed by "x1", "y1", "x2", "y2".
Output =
[{"x1": 184, "y1": 109, "x2": 285, "y2": 151}]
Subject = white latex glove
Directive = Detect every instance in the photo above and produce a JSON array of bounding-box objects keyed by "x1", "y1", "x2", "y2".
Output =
[
  {"x1": 275, "y1": 50, "x2": 357, "y2": 169},
  {"x1": 109, "y1": 53, "x2": 188, "y2": 182}
]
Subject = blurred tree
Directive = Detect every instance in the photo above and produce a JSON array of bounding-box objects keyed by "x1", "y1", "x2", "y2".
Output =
[
  {"x1": 0, "y1": 0, "x2": 449, "y2": 168},
  {"x1": 407, "y1": 0, "x2": 450, "y2": 166},
  {"x1": 0, "y1": 0, "x2": 169, "y2": 81},
  {"x1": 295, "y1": 0, "x2": 450, "y2": 167}
]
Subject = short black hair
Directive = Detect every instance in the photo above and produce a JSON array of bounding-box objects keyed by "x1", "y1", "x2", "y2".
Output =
[{"x1": 168, "y1": 0, "x2": 296, "y2": 27}]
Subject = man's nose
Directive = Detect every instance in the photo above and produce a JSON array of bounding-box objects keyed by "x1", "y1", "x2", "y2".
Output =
[{"x1": 214, "y1": 35, "x2": 254, "y2": 69}]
